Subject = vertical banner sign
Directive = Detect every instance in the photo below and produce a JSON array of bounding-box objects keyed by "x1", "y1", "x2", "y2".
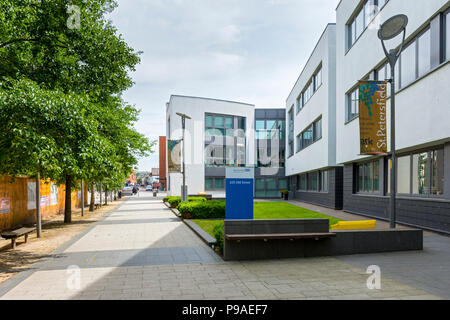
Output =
[
  {"x1": 359, "y1": 81, "x2": 388, "y2": 155},
  {"x1": 168, "y1": 139, "x2": 182, "y2": 173},
  {"x1": 225, "y1": 167, "x2": 254, "y2": 220}
]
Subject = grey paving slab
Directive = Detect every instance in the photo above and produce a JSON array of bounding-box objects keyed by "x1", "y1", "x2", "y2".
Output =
[
  {"x1": 336, "y1": 234, "x2": 450, "y2": 299},
  {"x1": 0, "y1": 194, "x2": 446, "y2": 300}
]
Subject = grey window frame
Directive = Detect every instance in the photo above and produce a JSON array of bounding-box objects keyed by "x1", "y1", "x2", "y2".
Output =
[
  {"x1": 205, "y1": 177, "x2": 225, "y2": 191},
  {"x1": 356, "y1": 159, "x2": 381, "y2": 194},
  {"x1": 346, "y1": 0, "x2": 390, "y2": 51},
  {"x1": 386, "y1": 147, "x2": 445, "y2": 198},
  {"x1": 205, "y1": 113, "x2": 246, "y2": 167},
  {"x1": 346, "y1": 86, "x2": 359, "y2": 123}
]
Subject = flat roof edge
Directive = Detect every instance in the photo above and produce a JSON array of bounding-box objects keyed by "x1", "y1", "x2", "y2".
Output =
[{"x1": 169, "y1": 95, "x2": 255, "y2": 107}]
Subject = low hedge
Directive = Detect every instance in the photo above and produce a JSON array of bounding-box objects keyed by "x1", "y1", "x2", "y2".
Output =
[
  {"x1": 213, "y1": 224, "x2": 224, "y2": 254},
  {"x1": 177, "y1": 200, "x2": 225, "y2": 219},
  {"x1": 165, "y1": 196, "x2": 206, "y2": 208}
]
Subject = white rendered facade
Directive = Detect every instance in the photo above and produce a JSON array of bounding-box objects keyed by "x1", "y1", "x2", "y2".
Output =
[
  {"x1": 166, "y1": 95, "x2": 255, "y2": 197},
  {"x1": 336, "y1": 0, "x2": 450, "y2": 233},
  {"x1": 286, "y1": 24, "x2": 337, "y2": 176},
  {"x1": 336, "y1": 0, "x2": 450, "y2": 164}
]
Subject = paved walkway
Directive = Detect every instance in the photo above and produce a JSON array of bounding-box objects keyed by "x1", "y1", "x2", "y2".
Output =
[{"x1": 0, "y1": 194, "x2": 445, "y2": 300}]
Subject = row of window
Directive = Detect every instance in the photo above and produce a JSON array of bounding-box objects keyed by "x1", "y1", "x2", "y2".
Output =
[
  {"x1": 205, "y1": 177, "x2": 225, "y2": 190},
  {"x1": 356, "y1": 147, "x2": 445, "y2": 197},
  {"x1": 296, "y1": 118, "x2": 322, "y2": 153},
  {"x1": 296, "y1": 170, "x2": 329, "y2": 193},
  {"x1": 255, "y1": 178, "x2": 288, "y2": 198},
  {"x1": 296, "y1": 65, "x2": 323, "y2": 114},
  {"x1": 346, "y1": 10, "x2": 450, "y2": 123},
  {"x1": 389, "y1": 149, "x2": 445, "y2": 196},
  {"x1": 288, "y1": 108, "x2": 294, "y2": 157},
  {"x1": 255, "y1": 119, "x2": 285, "y2": 140},
  {"x1": 347, "y1": 0, "x2": 389, "y2": 50},
  {"x1": 205, "y1": 144, "x2": 246, "y2": 167}
]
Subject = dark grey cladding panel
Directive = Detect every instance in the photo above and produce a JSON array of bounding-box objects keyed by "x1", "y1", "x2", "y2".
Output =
[
  {"x1": 205, "y1": 167, "x2": 226, "y2": 177},
  {"x1": 223, "y1": 228, "x2": 423, "y2": 260},
  {"x1": 224, "y1": 219, "x2": 330, "y2": 234},
  {"x1": 255, "y1": 109, "x2": 286, "y2": 119}
]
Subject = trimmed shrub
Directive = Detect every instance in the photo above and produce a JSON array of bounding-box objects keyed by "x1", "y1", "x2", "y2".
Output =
[
  {"x1": 177, "y1": 200, "x2": 225, "y2": 219},
  {"x1": 166, "y1": 196, "x2": 206, "y2": 208},
  {"x1": 213, "y1": 224, "x2": 224, "y2": 254}
]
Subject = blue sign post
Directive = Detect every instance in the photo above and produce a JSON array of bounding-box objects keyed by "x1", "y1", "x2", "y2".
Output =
[{"x1": 225, "y1": 167, "x2": 254, "y2": 220}]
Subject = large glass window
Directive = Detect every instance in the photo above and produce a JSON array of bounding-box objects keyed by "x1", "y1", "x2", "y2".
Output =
[
  {"x1": 215, "y1": 178, "x2": 225, "y2": 190},
  {"x1": 418, "y1": 29, "x2": 431, "y2": 78},
  {"x1": 278, "y1": 179, "x2": 288, "y2": 190},
  {"x1": 355, "y1": 9, "x2": 364, "y2": 41},
  {"x1": 357, "y1": 160, "x2": 380, "y2": 193},
  {"x1": 205, "y1": 178, "x2": 213, "y2": 190},
  {"x1": 314, "y1": 118, "x2": 322, "y2": 140},
  {"x1": 302, "y1": 126, "x2": 313, "y2": 148},
  {"x1": 347, "y1": 87, "x2": 359, "y2": 122},
  {"x1": 397, "y1": 156, "x2": 411, "y2": 194},
  {"x1": 412, "y1": 153, "x2": 428, "y2": 195},
  {"x1": 288, "y1": 108, "x2": 294, "y2": 157},
  {"x1": 205, "y1": 115, "x2": 213, "y2": 127},
  {"x1": 296, "y1": 134, "x2": 302, "y2": 153},
  {"x1": 320, "y1": 170, "x2": 329, "y2": 192},
  {"x1": 431, "y1": 149, "x2": 445, "y2": 195},
  {"x1": 389, "y1": 148, "x2": 444, "y2": 197},
  {"x1": 446, "y1": 11, "x2": 450, "y2": 61},
  {"x1": 400, "y1": 41, "x2": 416, "y2": 87},
  {"x1": 314, "y1": 67, "x2": 322, "y2": 90},
  {"x1": 307, "y1": 172, "x2": 318, "y2": 191},
  {"x1": 299, "y1": 174, "x2": 307, "y2": 190},
  {"x1": 214, "y1": 116, "x2": 224, "y2": 127},
  {"x1": 347, "y1": 0, "x2": 389, "y2": 49}
]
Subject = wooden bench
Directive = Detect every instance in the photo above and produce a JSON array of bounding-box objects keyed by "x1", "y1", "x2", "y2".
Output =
[
  {"x1": 1, "y1": 227, "x2": 36, "y2": 249},
  {"x1": 94, "y1": 203, "x2": 102, "y2": 210},
  {"x1": 225, "y1": 232, "x2": 336, "y2": 242}
]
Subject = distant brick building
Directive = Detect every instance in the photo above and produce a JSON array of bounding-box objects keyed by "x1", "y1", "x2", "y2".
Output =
[{"x1": 159, "y1": 136, "x2": 167, "y2": 190}]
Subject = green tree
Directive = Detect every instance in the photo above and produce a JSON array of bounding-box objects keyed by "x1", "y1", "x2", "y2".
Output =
[{"x1": 0, "y1": 0, "x2": 154, "y2": 222}]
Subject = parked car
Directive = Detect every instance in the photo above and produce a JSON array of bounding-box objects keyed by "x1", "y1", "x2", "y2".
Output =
[
  {"x1": 122, "y1": 186, "x2": 133, "y2": 196},
  {"x1": 145, "y1": 185, "x2": 153, "y2": 191}
]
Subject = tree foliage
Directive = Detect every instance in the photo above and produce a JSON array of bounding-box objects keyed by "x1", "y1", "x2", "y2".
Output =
[{"x1": 0, "y1": 0, "x2": 154, "y2": 222}]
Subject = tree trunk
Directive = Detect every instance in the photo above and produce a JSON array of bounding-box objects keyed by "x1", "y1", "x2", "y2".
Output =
[
  {"x1": 89, "y1": 183, "x2": 95, "y2": 212},
  {"x1": 64, "y1": 175, "x2": 72, "y2": 223},
  {"x1": 105, "y1": 188, "x2": 108, "y2": 205},
  {"x1": 114, "y1": 191, "x2": 117, "y2": 201}
]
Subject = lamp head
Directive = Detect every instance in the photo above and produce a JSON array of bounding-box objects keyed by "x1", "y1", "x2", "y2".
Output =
[{"x1": 378, "y1": 14, "x2": 408, "y2": 41}]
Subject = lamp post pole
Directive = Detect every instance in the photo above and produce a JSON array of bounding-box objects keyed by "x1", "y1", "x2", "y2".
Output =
[
  {"x1": 182, "y1": 116, "x2": 186, "y2": 202},
  {"x1": 176, "y1": 113, "x2": 191, "y2": 202},
  {"x1": 378, "y1": 14, "x2": 408, "y2": 229}
]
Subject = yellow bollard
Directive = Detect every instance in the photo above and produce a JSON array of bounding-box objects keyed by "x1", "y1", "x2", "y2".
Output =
[{"x1": 331, "y1": 220, "x2": 376, "y2": 230}]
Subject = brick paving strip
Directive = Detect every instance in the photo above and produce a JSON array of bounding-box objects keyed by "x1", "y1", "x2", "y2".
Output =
[{"x1": 0, "y1": 194, "x2": 444, "y2": 300}]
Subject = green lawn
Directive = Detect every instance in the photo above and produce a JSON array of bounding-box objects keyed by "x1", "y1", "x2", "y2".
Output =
[{"x1": 193, "y1": 201, "x2": 342, "y2": 237}]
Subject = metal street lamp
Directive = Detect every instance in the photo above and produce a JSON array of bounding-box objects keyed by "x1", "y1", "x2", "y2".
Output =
[
  {"x1": 176, "y1": 112, "x2": 191, "y2": 202},
  {"x1": 378, "y1": 14, "x2": 408, "y2": 229}
]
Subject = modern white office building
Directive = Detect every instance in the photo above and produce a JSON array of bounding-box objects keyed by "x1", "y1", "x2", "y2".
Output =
[
  {"x1": 165, "y1": 95, "x2": 286, "y2": 199},
  {"x1": 286, "y1": 24, "x2": 343, "y2": 209},
  {"x1": 336, "y1": 0, "x2": 450, "y2": 233}
]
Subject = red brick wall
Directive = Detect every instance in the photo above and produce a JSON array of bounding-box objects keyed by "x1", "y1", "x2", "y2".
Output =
[{"x1": 159, "y1": 136, "x2": 167, "y2": 189}]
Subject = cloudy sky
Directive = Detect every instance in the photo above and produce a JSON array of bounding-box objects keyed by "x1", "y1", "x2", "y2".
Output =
[{"x1": 108, "y1": 0, "x2": 340, "y2": 171}]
